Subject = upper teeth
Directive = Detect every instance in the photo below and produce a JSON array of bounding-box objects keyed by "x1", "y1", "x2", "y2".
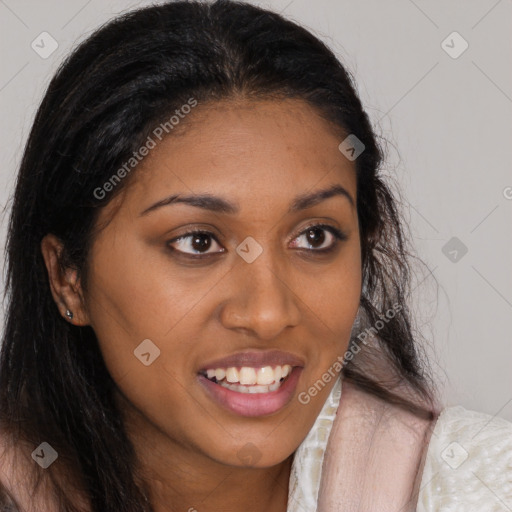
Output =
[{"x1": 205, "y1": 365, "x2": 292, "y2": 385}]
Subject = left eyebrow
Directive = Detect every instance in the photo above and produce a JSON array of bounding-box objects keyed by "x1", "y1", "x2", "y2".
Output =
[
  {"x1": 289, "y1": 184, "x2": 355, "y2": 212},
  {"x1": 139, "y1": 183, "x2": 355, "y2": 217}
]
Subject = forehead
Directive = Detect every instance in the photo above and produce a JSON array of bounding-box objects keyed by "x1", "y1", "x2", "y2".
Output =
[{"x1": 106, "y1": 98, "x2": 357, "y2": 219}]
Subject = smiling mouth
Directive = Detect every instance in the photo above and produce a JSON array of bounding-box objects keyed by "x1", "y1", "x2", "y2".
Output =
[{"x1": 199, "y1": 364, "x2": 293, "y2": 394}]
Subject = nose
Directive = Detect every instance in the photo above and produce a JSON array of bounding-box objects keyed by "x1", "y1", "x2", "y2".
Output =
[{"x1": 218, "y1": 249, "x2": 302, "y2": 341}]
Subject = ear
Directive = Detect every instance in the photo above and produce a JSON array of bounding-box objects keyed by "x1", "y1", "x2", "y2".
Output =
[{"x1": 40, "y1": 234, "x2": 90, "y2": 326}]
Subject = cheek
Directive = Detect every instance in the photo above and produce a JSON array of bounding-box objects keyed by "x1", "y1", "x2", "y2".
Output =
[
  {"x1": 82, "y1": 232, "x2": 226, "y2": 405},
  {"x1": 295, "y1": 242, "x2": 361, "y2": 399},
  {"x1": 83, "y1": 241, "x2": 213, "y2": 443},
  {"x1": 320, "y1": 266, "x2": 361, "y2": 330},
  {"x1": 85, "y1": 231, "x2": 206, "y2": 347},
  {"x1": 299, "y1": 244, "x2": 361, "y2": 341},
  {"x1": 82, "y1": 236, "x2": 183, "y2": 383}
]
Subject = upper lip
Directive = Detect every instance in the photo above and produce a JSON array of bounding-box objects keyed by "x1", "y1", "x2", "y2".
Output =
[{"x1": 198, "y1": 349, "x2": 305, "y2": 372}]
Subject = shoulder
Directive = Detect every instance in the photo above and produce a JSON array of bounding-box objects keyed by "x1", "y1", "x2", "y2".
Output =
[{"x1": 418, "y1": 405, "x2": 512, "y2": 511}]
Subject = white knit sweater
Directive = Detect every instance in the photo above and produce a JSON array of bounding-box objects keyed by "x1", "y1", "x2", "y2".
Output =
[{"x1": 288, "y1": 378, "x2": 512, "y2": 511}]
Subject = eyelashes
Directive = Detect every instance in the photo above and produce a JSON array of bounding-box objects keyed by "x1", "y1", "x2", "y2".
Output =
[
  {"x1": 288, "y1": 223, "x2": 347, "y2": 252},
  {"x1": 166, "y1": 223, "x2": 347, "y2": 260}
]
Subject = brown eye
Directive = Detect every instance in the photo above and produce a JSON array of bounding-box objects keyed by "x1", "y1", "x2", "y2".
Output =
[
  {"x1": 290, "y1": 224, "x2": 347, "y2": 252},
  {"x1": 305, "y1": 227, "x2": 326, "y2": 248},
  {"x1": 168, "y1": 231, "x2": 225, "y2": 256},
  {"x1": 189, "y1": 233, "x2": 212, "y2": 252}
]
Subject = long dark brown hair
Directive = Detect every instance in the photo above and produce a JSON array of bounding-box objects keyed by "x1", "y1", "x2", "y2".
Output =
[{"x1": 0, "y1": 1, "x2": 438, "y2": 510}]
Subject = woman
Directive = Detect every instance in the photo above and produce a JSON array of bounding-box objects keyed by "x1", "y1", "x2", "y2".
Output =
[{"x1": 0, "y1": 1, "x2": 510, "y2": 511}]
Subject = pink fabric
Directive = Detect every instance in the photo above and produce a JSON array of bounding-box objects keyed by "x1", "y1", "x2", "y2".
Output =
[{"x1": 317, "y1": 380, "x2": 438, "y2": 512}]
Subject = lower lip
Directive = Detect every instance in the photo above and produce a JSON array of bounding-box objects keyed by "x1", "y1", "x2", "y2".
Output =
[{"x1": 198, "y1": 367, "x2": 303, "y2": 417}]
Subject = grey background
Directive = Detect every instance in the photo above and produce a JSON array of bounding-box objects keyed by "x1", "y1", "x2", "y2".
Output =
[{"x1": 1, "y1": 0, "x2": 511, "y2": 420}]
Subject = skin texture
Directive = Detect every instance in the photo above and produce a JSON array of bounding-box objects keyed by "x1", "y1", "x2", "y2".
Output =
[{"x1": 41, "y1": 98, "x2": 362, "y2": 512}]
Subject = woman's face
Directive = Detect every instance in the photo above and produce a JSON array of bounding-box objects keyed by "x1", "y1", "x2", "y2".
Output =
[{"x1": 81, "y1": 98, "x2": 361, "y2": 468}]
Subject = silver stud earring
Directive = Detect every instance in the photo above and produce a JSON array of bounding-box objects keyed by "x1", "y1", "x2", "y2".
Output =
[{"x1": 65, "y1": 309, "x2": 74, "y2": 320}]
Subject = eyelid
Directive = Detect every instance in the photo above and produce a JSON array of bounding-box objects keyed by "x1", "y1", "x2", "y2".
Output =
[
  {"x1": 290, "y1": 221, "x2": 345, "y2": 241},
  {"x1": 289, "y1": 222, "x2": 347, "y2": 250},
  {"x1": 167, "y1": 222, "x2": 347, "y2": 258},
  {"x1": 167, "y1": 228, "x2": 225, "y2": 257}
]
